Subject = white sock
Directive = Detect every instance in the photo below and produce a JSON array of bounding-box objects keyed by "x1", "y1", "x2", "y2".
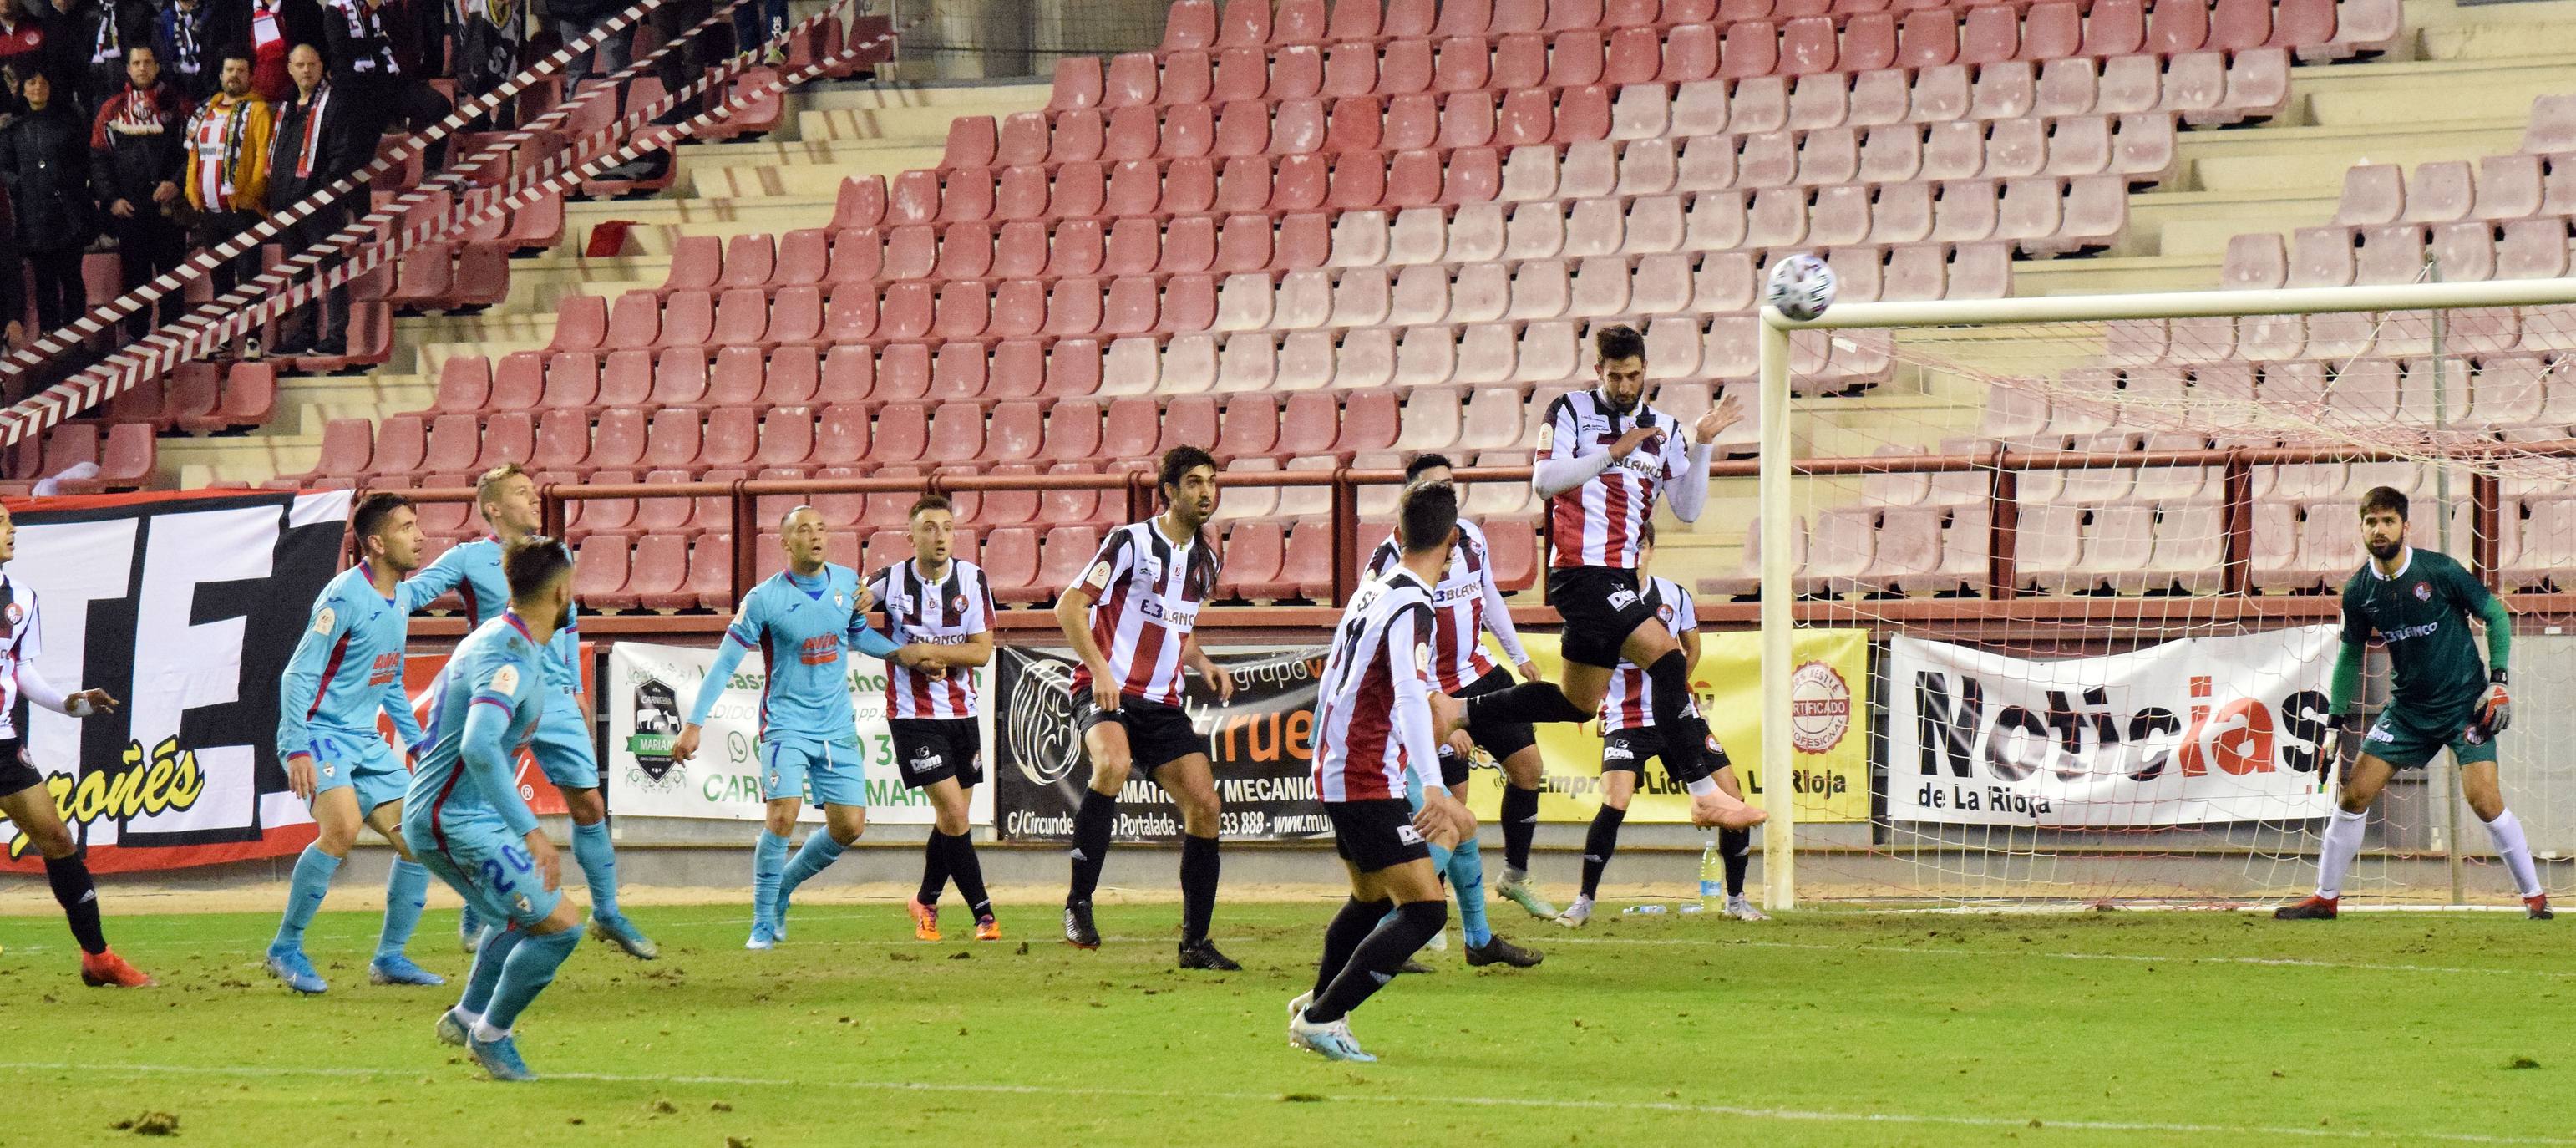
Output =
[
  {"x1": 2483, "y1": 809, "x2": 2545, "y2": 898},
  {"x1": 449, "y1": 1006, "x2": 483, "y2": 1029},
  {"x1": 1504, "y1": 865, "x2": 1528, "y2": 883},
  {"x1": 1568, "y1": 894, "x2": 1594, "y2": 912},
  {"x1": 470, "y1": 1020, "x2": 512, "y2": 1044},
  {"x1": 1686, "y1": 775, "x2": 1720, "y2": 798},
  {"x1": 2315, "y1": 807, "x2": 2368, "y2": 900}
]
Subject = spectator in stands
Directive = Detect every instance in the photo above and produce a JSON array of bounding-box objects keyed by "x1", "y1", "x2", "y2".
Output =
[
  {"x1": 0, "y1": 5, "x2": 47, "y2": 88},
  {"x1": 451, "y1": 0, "x2": 522, "y2": 128},
  {"x1": 731, "y1": 0, "x2": 785, "y2": 65},
  {"x1": 550, "y1": 0, "x2": 626, "y2": 84},
  {"x1": 180, "y1": 46, "x2": 269, "y2": 354},
  {"x1": 265, "y1": 42, "x2": 361, "y2": 356},
  {"x1": 318, "y1": 0, "x2": 449, "y2": 170},
  {"x1": 0, "y1": 69, "x2": 96, "y2": 333},
  {"x1": 155, "y1": 0, "x2": 223, "y2": 99},
  {"x1": 34, "y1": 0, "x2": 93, "y2": 111},
  {"x1": 89, "y1": 43, "x2": 188, "y2": 339},
  {"x1": 77, "y1": 0, "x2": 156, "y2": 112},
  {"x1": 236, "y1": 0, "x2": 324, "y2": 104},
  {"x1": 587, "y1": 0, "x2": 714, "y2": 182}
]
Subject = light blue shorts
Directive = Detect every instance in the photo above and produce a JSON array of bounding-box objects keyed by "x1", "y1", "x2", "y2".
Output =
[
  {"x1": 761, "y1": 737, "x2": 865, "y2": 808},
  {"x1": 305, "y1": 730, "x2": 411, "y2": 815},
  {"x1": 412, "y1": 811, "x2": 565, "y2": 930},
  {"x1": 528, "y1": 690, "x2": 601, "y2": 791}
]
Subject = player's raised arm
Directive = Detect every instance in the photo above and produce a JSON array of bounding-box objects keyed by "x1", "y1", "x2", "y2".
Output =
[
  {"x1": 398, "y1": 538, "x2": 470, "y2": 613},
  {"x1": 1532, "y1": 394, "x2": 1615, "y2": 498},
  {"x1": 1662, "y1": 396, "x2": 1734, "y2": 524}
]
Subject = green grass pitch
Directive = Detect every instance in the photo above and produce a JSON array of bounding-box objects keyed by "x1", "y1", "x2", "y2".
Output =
[{"x1": 0, "y1": 902, "x2": 2567, "y2": 1146}]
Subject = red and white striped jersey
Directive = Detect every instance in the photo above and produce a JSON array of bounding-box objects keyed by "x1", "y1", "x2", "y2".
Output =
[
  {"x1": 1540, "y1": 389, "x2": 1696, "y2": 570},
  {"x1": 868, "y1": 558, "x2": 996, "y2": 720},
  {"x1": 1600, "y1": 577, "x2": 1698, "y2": 734},
  {"x1": 1311, "y1": 568, "x2": 1445, "y2": 802},
  {"x1": 1363, "y1": 519, "x2": 1530, "y2": 693},
  {"x1": 0, "y1": 574, "x2": 40, "y2": 741},
  {"x1": 1067, "y1": 519, "x2": 1220, "y2": 707}
]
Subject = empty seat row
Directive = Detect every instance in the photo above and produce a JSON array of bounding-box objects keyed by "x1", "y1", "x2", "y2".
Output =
[
  {"x1": 1999, "y1": 356, "x2": 2576, "y2": 439},
  {"x1": 2329, "y1": 155, "x2": 2576, "y2": 231},
  {"x1": 2223, "y1": 221, "x2": 2575, "y2": 293},
  {"x1": 2106, "y1": 304, "x2": 2576, "y2": 368}
]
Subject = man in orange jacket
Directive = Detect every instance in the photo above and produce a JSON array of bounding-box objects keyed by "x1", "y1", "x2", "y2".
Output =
[{"x1": 180, "y1": 46, "x2": 270, "y2": 355}]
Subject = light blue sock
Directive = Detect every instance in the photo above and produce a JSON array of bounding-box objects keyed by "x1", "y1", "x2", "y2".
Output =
[
  {"x1": 459, "y1": 925, "x2": 524, "y2": 1015},
  {"x1": 376, "y1": 860, "x2": 430, "y2": 958},
  {"x1": 271, "y1": 845, "x2": 341, "y2": 951},
  {"x1": 572, "y1": 821, "x2": 619, "y2": 919},
  {"x1": 780, "y1": 831, "x2": 846, "y2": 899},
  {"x1": 753, "y1": 831, "x2": 790, "y2": 927},
  {"x1": 482, "y1": 927, "x2": 581, "y2": 1032},
  {"x1": 1449, "y1": 836, "x2": 1492, "y2": 947}
]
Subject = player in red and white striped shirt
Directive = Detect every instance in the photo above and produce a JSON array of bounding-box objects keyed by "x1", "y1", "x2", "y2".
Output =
[
  {"x1": 1456, "y1": 324, "x2": 1764, "y2": 832},
  {"x1": 1555, "y1": 526, "x2": 1763, "y2": 928},
  {"x1": 1292, "y1": 482, "x2": 1479, "y2": 1063},
  {"x1": 1053, "y1": 446, "x2": 1240, "y2": 968},
  {"x1": 864, "y1": 495, "x2": 1001, "y2": 944},
  {"x1": 1364, "y1": 452, "x2": 1559, "y2": 927}
]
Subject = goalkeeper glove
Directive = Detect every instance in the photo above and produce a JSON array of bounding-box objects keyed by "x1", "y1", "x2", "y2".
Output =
[{"x1": 2477, "y1": 672, "x2": 2512, "y2": 738}]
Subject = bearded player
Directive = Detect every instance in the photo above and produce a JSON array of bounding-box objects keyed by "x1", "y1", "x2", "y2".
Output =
[
  {"x1": 1451, "y1": 324, "x2": 1762, "y2": 833},
  {"x1": 2277, "y1": 487, "x2": 2548, "y2": 920}
]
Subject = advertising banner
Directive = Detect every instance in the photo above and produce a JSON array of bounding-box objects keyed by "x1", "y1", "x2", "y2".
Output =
[
  {"x1": 0, "y1": 489, "x2": 352, "y2": 871},
  {"x1": 605, "y1": 640, "x2": 992, "y2": 825},
  {"x1": 1886, "y1": 627, "x2": 2340, "y2": 826}
]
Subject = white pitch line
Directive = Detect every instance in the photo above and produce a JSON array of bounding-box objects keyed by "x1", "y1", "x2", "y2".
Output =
[
  {"x1": 0, "y1": 1060, "x2": 2563, "y2": 1146},
  {"x1": 1544, "y1": 936, "x2": 2576, "y2": 978}
]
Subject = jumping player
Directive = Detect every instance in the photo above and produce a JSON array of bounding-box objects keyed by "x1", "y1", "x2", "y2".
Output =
[
  {"x1": 1056, "y1": 446, "x2": 1240, "y2": 968},
  {"x1": 266, "y1": 492, "x2": 446, "y2": 993},
  {"x1": 1457, "y1": 324, "x2": 1763, "y2": 833},
  {"x1": 1290, "y1": 482, "x2": 1478, "y2": 1063},
  {"x1": 865, "y1": 495, "x2": 1002, "y2": 942},
  {"x1": 668, "y1": 508, "x2": 932, "y2": 948},
  {"x1": 2277, "y1": 486, "x2": 2548, "y2": 920},
  {"x1": 1553, "y1": 526, "x2": 1762, "y2": 927},
  {"x1": 0, "y1": 504, "x2": 152, "y2": 988},
  {"x1": 407, "y1": 464, "x2": 657, "y2": 960},
  {"x1": 410, "y1": 539, "x2": 587, "y2": 1081}
]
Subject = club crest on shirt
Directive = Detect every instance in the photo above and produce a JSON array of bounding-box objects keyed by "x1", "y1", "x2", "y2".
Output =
[
  {"x1": 490, "y1": 665, "x2": 520, "y2": 694},
  {"x1": 1084, "y1": 561, "x2": 1113, "y2": 590},
  {"x1": 3, "y1": 602, "x2": 20, "y2": 627},
  {"x1": 1534, "y1": 424, "x2": 1554, "y2": 452},
  {"x1": 951, "y1": 594, "x2": 969, "y2": 615},
  {"x1": 312, "y1": 606, "x2": 336, "y2": 634},
  {"x1": 2414, "y1": 582, "x2": 2431, "y2": 602},
  {"x1": 321, "y1": 764, "x2": 336, "y2": 777},
  {"x1": 1415, "y1": 642, "x2": 1432, "y2": 676},
  {"x1": 835, "y1": 592, "x2": 848, "y2": 609}
]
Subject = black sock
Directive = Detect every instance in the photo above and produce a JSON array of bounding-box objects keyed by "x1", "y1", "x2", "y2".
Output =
[
  {"x1": 1647, "y1": 652, "x2": 1707, "y2": 782},
  {"x1": 1306, "y1": 900, "x2": 1446, "y2": 1024},
  {"x1": 1179, "y1": 833, "x2": 1220, "y2": 944},
  {"x1": 1470, "y1": 683, "x2": 1590, "y2": 725},
  {"x1": 44, "y1": 852, "x2": 107, "y2": 955},
  {"x1": 1721, "y1": 825, "x2": 1751, "y2": 897},
  {"x1": 943, "y1": 832, "x2": 992, "y2": 920},
  {"x1": 917, "y1": 832, "x2": 950, "y2": 906},
  {"x1": 1067, "y1": 789, "x2": 1117, "y2": 905},
  {"x1": 1580, "y1": 805, "x2": 1627, "y2": 901},
  {"x1": 1313, "y1": 896, "x2": 1386, "y2": 998},
  {"x1": 1501, "y1": 783, "x2": 1541, "y2": 872}
]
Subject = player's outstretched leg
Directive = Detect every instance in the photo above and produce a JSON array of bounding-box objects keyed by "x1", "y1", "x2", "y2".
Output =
[
  {"x1": 1295, "y1": 897, "x2": 1447, "y2": 1062},
  {"x1": 266, "y1": 840, "x2": 341, "y2": 993},
  {"x1": 1291, "y1": 895, "x2": 1390, "y2": 1062},
  {"x1": 2460, "y1": 761, "x2": 2551, "y2": 917},
  {"x1": 439, "y1": 925, "x2": 525, "y2": 1048},
  {"x1": 778, "y1": 805, "x2": 865, "y2": 938},
  {"x1": 573, "y1": 810, "x2": 657, "y2": 959},
  {"x1": 1493, "y1": 768, "x2": 1556, "y2": 919},
  {"x1": 2280, "y1": 753, "x2": 2389, "y2": 920},
  {"x1": 469, "y1": 914, "x2": 583, "y2": 1083}
]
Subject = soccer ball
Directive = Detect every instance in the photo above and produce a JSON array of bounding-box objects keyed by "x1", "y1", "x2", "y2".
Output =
[{"x1": 1765, "y1": 254, "x2": 1838, "y2": 322}]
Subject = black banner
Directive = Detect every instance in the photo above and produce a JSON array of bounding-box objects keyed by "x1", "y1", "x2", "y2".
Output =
[
  {"x1": 0, "y1": 488, "x2": 351, "y2": 871},
  {"x1": 993, "y1": 646, "x2": 1336, "y2": 842}
]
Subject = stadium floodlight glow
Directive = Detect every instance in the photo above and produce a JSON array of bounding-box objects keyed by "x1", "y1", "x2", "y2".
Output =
[{"x1": 1754, "y1": 274, "x2": 2576, "y2": 912}]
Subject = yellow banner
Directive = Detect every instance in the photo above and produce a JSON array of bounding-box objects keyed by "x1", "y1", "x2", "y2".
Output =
[{"x1": 1468, "y1": 628, "x2": 1872, "y2": 825}]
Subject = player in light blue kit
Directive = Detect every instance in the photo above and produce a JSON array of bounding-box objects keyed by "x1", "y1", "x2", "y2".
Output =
[
  {"x1": 407, "y1": 464, "x2": 656, "y2": 959},
  {"x1": 265, "y1": 493, "x2": 447, "y2": 994},
  {"x1": 668, "y1": 506, "x2": 936, "y2": 950},
  {"x1": 408, "y1": 539, "x2": 589, "y2": 1082}
]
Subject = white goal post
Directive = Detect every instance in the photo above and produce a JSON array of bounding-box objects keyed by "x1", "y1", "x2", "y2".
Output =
[{"x1": 1755, "y1": 274, "x2": 2576, "y2": 910}]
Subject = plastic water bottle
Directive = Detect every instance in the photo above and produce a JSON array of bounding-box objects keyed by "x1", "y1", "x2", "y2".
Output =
[
  {"x1": 1620, "y1": 904, "x2": 1667, "y2": 915},
  {"x1": 1699, "y1": 838, "x2": 1725, "y2": 907}
]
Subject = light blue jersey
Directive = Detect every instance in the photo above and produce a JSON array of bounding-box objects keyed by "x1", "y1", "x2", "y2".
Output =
[
  {"x1": 403, "y1": 612, "x2": 560, "y2": 928},
  {"x1": 688, "y1": 565, "x2": 900, "y2": 809},
  {"x1": 408, "y1": 537, "x2": 600, "y2": 790},
  {"x1": 276, "y1": 562, "x2": 428, "y2": 810}
]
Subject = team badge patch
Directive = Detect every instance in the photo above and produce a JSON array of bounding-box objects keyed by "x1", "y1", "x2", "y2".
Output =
[
  {"x1": 1415, "y1": 642, "x2": 1433, "y2": 677},
  {"x1": 1084, "y1": 561, "x2": 1113, "y2": 590},
  {"x1": 490, "y1": 665, "x2": 520, "y2": 694},
  {"x1": 2414, "y1": 582, "x2": 2431, "y2": 602},
  {"x1": 312, "y1": 606, "x2": 336, "y2": 635},
  {"x1": 1534, "y1": 424, "x2": 1553, "y2": 452}
]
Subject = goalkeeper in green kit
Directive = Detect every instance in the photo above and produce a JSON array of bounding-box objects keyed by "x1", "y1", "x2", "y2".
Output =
[{"x1": 2278, "y1": 487, "x2": 2551, "y2": 920}]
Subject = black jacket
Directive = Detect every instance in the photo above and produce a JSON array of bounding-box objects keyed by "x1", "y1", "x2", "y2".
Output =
[
  {"x1": 58, "y1": 0, "x2": 155, "y2": 112},
  {"x1": 86, "y1": 78, "x2": 188, "y2": 208},
  {"x1": 0, "y1": 101, "x2": 93, "y2": 251},
  {"x1": 265, "y1": 79, "x2": 367, "y2": 207},
  {"x1": 318, "y1": 0, "x2": 442, "y2": 86},
  {"x1": 153, "y1": 1, "x2": 223, "y2": 101}
]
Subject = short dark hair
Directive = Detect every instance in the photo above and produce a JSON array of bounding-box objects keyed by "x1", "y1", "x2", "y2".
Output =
[
  {"x1": 908, "y1": 493, "x2": 953, "y2": 520},
  {"x1": 124, "y1": 43, "x2": 156, "y2": 63},
  {"x1": 1158, "y1": 445, "x2": 1217, "y2": 494},
  {"x1": 351, "y1": 492, "x2": 413, "y2": 548},
  {"x1": 1403, "y1": 452, "x2": 1454, "y2": 483},
  {"x1": 2360, "y1": 486, "x2": 2408, "y2": 521},
  {"x1": 1398, "y1": 481, "x2": 1459, "y2": 556},
  {"x1": 1595, "y1": 323, "x2": 1645, "y2": 363},
  {"x1": 219, "y1": 43, "x2": 254, "y2": 69},
  {"x1": 503, "y1": 536, "x2": 573, "y2": 601}
]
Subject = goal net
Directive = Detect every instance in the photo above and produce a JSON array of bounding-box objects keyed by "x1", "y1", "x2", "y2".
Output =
[{"x1": 1740, "y1": 278, "x2": 2576, "y2": 908}]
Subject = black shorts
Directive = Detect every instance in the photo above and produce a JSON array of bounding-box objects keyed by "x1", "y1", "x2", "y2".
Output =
[
  {"x1": 1074, "y1": 693, "x2": 1204, "y2": 780},
  {"x1": 1602, "y1": 725, "x2": 1732, "y2": 779},
  {"x1": 1455, "y1": 667, "x2": 1538, "y2": 766},
  {"x1": 1548, "y1": 566, "x2": 1659, "y2": 669},
  {"x1": 1324, "y1": 799, "x2": 1432, "y2": 873},
  {"x1": 0, "y1": 738, "x2": 38, "y2": 797},
  {"x1": 890, "y1": 718, "x2": 984, "y2": 790}
]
